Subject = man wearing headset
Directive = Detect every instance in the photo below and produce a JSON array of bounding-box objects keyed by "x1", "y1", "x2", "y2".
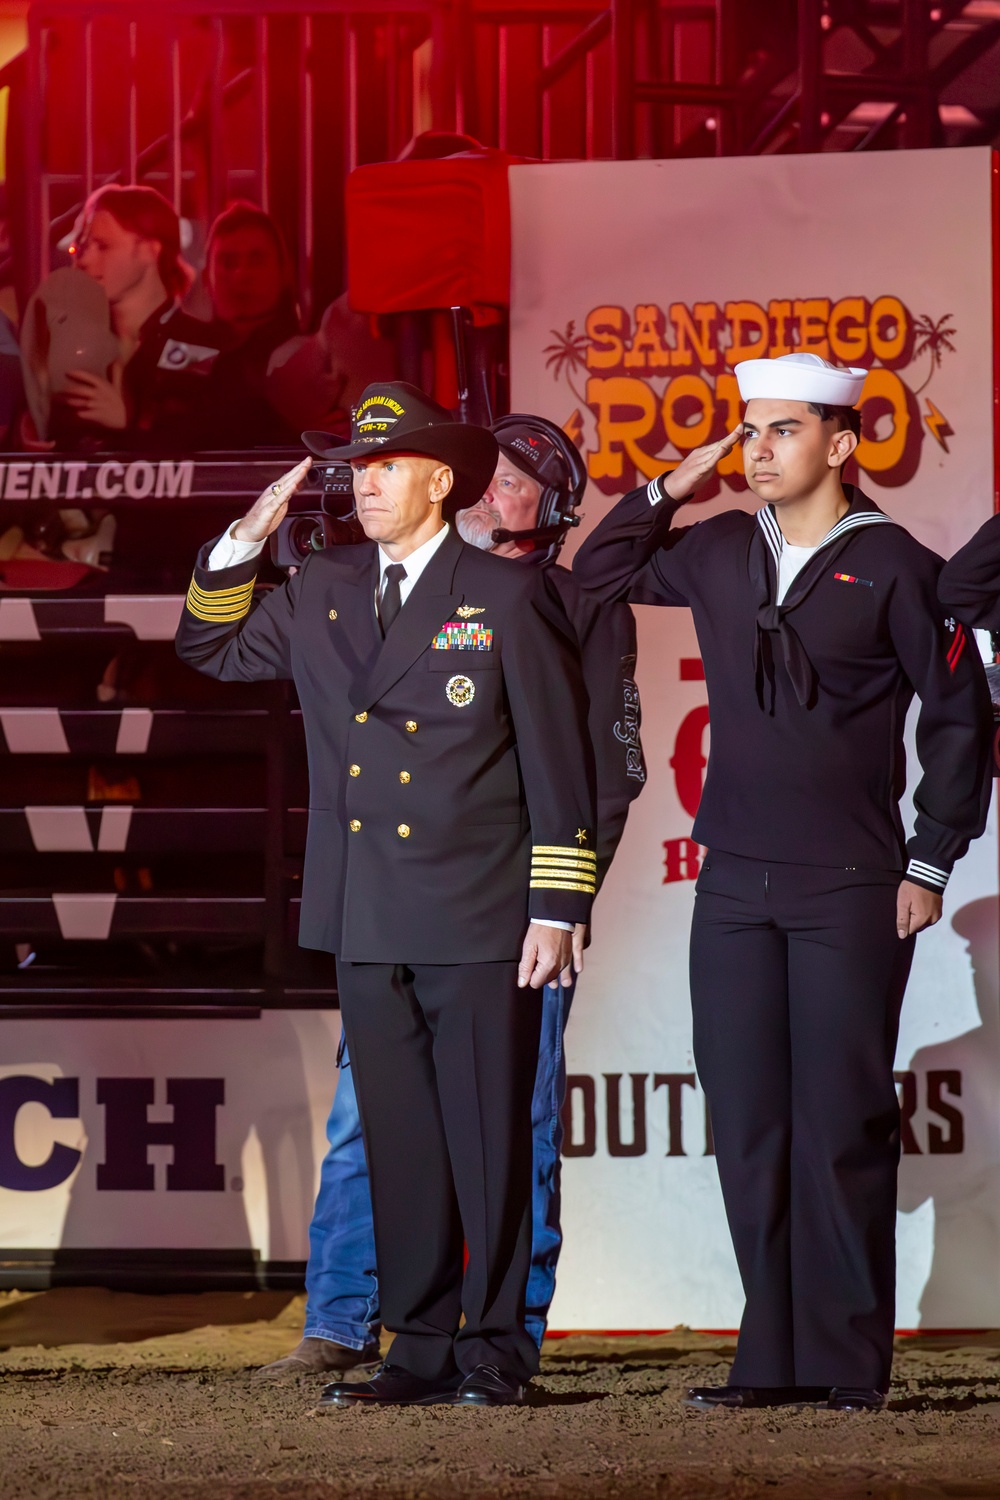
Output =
[{"x1": 258, "y1": 415, "x2": 646, "y2": 1385}]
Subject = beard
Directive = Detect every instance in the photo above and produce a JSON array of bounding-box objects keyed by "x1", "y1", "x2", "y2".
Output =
[{"x1": 455, "y1": 504, "x2": 500, "y2": 551}]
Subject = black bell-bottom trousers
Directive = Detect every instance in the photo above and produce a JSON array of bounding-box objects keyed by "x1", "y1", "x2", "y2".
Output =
[
  {"x1": 336, "y1": 959, "x2": 542, "y2": 1384},
  {"x1": 689, "y1": 851, "x2": 916, "y2": 1393}
]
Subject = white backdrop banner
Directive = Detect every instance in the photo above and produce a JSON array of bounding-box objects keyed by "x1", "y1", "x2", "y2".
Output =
[
  {"x1": 510, "y1": 147, "x2": 1000, "y2": 1332},
  {"x1": 0, "y1": 1011, "x2": 341, "y2": 1265}
]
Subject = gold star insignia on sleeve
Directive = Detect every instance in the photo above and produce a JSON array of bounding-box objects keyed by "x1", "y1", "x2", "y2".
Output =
[{"x1": 575, "y1": 829, "x2": 588, "y2": 845}]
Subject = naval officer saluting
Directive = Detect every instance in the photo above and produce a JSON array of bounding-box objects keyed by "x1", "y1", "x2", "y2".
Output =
[
  {"x1": 574, "y1": 352, "x2": 991, "y2": 1412},
  {"x1": 176, "y1": 383, "x2": 595, "y2": 1407}
]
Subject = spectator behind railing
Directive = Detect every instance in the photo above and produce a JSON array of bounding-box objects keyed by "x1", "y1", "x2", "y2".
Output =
[
  {"x1": 203, "y1": 201, "x2": 300, "y2": 448},
  {"x1": 21, "y1": 184, "x2": 226, "y2": 452},
  {"x1": 265, "y1": 292, "x2": 397, "y2": 440}
]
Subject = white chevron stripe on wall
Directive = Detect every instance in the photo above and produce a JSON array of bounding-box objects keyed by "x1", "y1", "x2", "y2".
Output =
[
  {"x1": 23, "y1": 805, "x2": 134, "y2": 852},
  {"x1": 24, "y1": 807, "x2": 93, "y2": 851},
  {"x1": 51, "y1": 893, "x2": 118, "y2": 940},
  {"x1": 0, "y1": 709, "x2": 70, "y2": 753},
  {"x1": 115, "y1": 708, "x2": 154, "y2": 754},
  {"x1": 0, "y1": 598, "x2": 40, "y2": 640}
]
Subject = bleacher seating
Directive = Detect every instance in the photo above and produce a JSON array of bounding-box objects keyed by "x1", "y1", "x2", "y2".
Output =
[{"x1": 1, "y1": 449, "x2": 337, "y2": 1013}]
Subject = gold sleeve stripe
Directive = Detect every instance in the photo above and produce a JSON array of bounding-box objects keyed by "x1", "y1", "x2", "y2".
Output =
[
  {"x1": 185, "y1": 587, "x2": 253, "y2": 607},
  {"x1": 188, "y1": 579, "x2": 256, "y2": 604},
  {"x1": 185, "y1": 600, "x2": 253, "y2": 623},
  {"x1": 536, "y1": 858, "x2": 599, "y2": 870},
  {"x1": 529, "y1": 879, "x2": 596, "y2": 894},
  {"x1": 185, "y1": 577, "x2": 255, "y2": 623},
  {"x1": 186, "y1": 595, "x2": 254, "y2": 615},
  {"x1": 531, "y1": 856, "x2": 596, "y2": 867},
  {"x1": 532, "y1": 845, "x2": 597, "y2": 862},
  {"x1": 186, "y1": 599, "x2": 254, "y2": 616}
]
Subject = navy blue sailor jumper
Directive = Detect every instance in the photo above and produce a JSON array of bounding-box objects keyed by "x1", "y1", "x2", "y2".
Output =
[{"x1": 573, "y1": 479, "x2": 992, "y2": 893}]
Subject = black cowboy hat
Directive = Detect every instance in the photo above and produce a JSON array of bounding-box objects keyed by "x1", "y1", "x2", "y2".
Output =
[{"x1": 302, "y1": 381, "x2": 498, "y2": 512}]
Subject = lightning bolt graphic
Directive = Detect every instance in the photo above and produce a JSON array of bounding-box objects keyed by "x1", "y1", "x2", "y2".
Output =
[
  {"x1": 924, "y1": 399, "x2": 953, "y2": 452},
  {"x1": 563, "y1": 408, "x2": 584, "y2": 446}
]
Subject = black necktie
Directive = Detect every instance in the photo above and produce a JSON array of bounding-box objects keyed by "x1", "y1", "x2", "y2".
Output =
[{"x1": 378, "y1": 563, "x2": 407, "y2": 635}]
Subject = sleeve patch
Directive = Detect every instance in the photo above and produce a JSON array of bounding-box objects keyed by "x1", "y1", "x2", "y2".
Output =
[{"x1": 945, "y1": 618, "x2": 967, "y2": 674}]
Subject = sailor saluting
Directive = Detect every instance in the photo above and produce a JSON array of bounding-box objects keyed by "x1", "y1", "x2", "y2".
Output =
[{"x1": 574, "y1": 351, "x2": 991, "y2": 1414}]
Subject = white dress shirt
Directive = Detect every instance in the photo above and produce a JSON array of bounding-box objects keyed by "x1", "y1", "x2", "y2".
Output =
[
  {"x1": 375, "y1": 521, "x2": 450, "y2": 603},
  {"x1": 207, "y1": 525, "x2": 268, "y2": 570},
  {"x1": 207, "y1": 520, "x2": 571, "y2": 934}
]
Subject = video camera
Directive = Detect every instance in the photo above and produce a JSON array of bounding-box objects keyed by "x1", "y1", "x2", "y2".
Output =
[{"x1": 269, "y1": 458, "x2": 359, "y2": 569}]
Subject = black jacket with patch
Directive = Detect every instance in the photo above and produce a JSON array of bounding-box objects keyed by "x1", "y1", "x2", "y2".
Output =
[
  {"x1": 175, "y1": 525, "x2": 596, "y2": 962},
  {"x1": 938, "y1": 512, "x2": 1000, "y2": 630},
  {"x1": 573, "y1": 481, "x2": 991, "y2": 892}
]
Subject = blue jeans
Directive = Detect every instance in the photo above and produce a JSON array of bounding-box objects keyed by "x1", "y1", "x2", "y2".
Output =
[{"x1": 304, "y1": 976, "x2": 575, "y2": 1351}]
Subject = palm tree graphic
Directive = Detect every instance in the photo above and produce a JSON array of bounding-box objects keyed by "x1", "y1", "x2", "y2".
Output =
[
  {"x1": 544, "y1": 321, "x2": 590, "y2": 406},
  {"x1": 912, "y1": 313, "x2": 956, "y2": 394}
]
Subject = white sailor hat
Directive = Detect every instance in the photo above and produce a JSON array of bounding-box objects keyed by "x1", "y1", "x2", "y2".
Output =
[{"x1": 735, "y1": 352, "x2": 867, "y2": 407}]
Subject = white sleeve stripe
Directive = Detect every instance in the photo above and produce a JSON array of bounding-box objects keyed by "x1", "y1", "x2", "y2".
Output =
[
  {"x1": 647, "y1": 477, "x2": 664, "y2": 506},
  {"x1": 906, "y1": 859, "x2": 949, "y2": 888}
]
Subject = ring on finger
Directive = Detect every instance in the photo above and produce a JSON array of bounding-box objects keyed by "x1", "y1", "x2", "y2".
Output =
[{"x1": 271, "y1": 483, "x2": 282, "y2": 496}]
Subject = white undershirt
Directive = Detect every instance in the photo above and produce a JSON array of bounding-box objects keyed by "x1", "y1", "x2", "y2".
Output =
[{"x1": 776, "y1": 541, "x2": 821, "y2": 605}]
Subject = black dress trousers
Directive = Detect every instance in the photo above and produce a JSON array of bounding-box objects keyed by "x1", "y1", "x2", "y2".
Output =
[
  {"x1": 689, "y1": 851, "x2": 916, "y2": 1393},
  {"x1": 336, "y1": 958, "x2": 542, "y2": 1383}
]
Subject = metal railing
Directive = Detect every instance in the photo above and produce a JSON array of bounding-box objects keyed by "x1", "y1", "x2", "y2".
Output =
[{"x1": 15, "y1": 2, "x2": 1000, "y2": 321}]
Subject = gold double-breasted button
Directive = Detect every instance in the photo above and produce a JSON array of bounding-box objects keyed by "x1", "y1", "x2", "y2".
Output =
[
  {"x1": 397, "y1": 824, "x2": 410, "y2": 838},
  {"x1": 399, "y1": 770, "x2": 411, "y2": 784},
  {"x1": 349, "y1": 764, "x2": 361, "y2": 777},
  {"x1": 349, "y1": 819, "x2": 362, "y2": 832},
  {"x1": 355, "y1": 711, "x2": 368, "y2": 723},
  {"x1": 328, "y1": 609, "x2": 338, "y2": 621},
  {"x1": 405, "y1": 720, "x2": 418, "y2": 733}
]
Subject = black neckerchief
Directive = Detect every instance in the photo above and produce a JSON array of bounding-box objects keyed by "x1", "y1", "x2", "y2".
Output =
[{"x1": 748, "y1": 485, "x2": 898, "y2": 711}]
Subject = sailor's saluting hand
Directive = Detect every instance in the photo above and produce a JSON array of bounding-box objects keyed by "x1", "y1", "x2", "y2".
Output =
[
  {"x1": 233, "y1": 456, "x2": 313, "y2": 543},
  {"x1": 661, "y1": 425, "x2": 743, "y2": 502}
]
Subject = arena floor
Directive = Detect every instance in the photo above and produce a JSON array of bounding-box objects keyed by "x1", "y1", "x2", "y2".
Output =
[{"x1": 1, "y1": 1289, "x2": 999, "y2": 1499}]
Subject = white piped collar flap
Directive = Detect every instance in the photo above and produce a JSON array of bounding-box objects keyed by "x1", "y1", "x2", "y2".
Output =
[{"x1": 755, "y1": 495, "x2": 897, "y2": 574}]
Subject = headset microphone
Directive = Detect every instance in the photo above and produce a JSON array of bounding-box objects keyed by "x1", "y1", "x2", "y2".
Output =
[
  {"x1": 491, "y1": 518, "x2": 580, "y2": 547},
  {"x1": 488, "y1": 414, "x2": 587, "y2": 561}
]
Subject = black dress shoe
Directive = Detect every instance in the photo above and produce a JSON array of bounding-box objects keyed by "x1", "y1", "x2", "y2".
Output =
[
  {"x1": 684, "y1": 1384, "x2": 830, "y2": 1410},
  {"x1": 453, "y1": 1364, "x2": 526, "y2": 1407},
  {"x1": 317, "y1": 1362, "x2": 459, "y2": 1409},
  {"x1": 827, "y1": 1387, "x2": 886, "y2": 1412}
]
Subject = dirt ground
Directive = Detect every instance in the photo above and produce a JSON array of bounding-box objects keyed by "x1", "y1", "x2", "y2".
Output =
[{"x1": 1, "y1": 1289, "x2": 999, "y2": 1500}]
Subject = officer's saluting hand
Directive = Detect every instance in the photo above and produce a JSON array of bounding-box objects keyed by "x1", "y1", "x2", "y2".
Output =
[{"x1": 230, "y1": 455, "x2": 314, "y2": 541}]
